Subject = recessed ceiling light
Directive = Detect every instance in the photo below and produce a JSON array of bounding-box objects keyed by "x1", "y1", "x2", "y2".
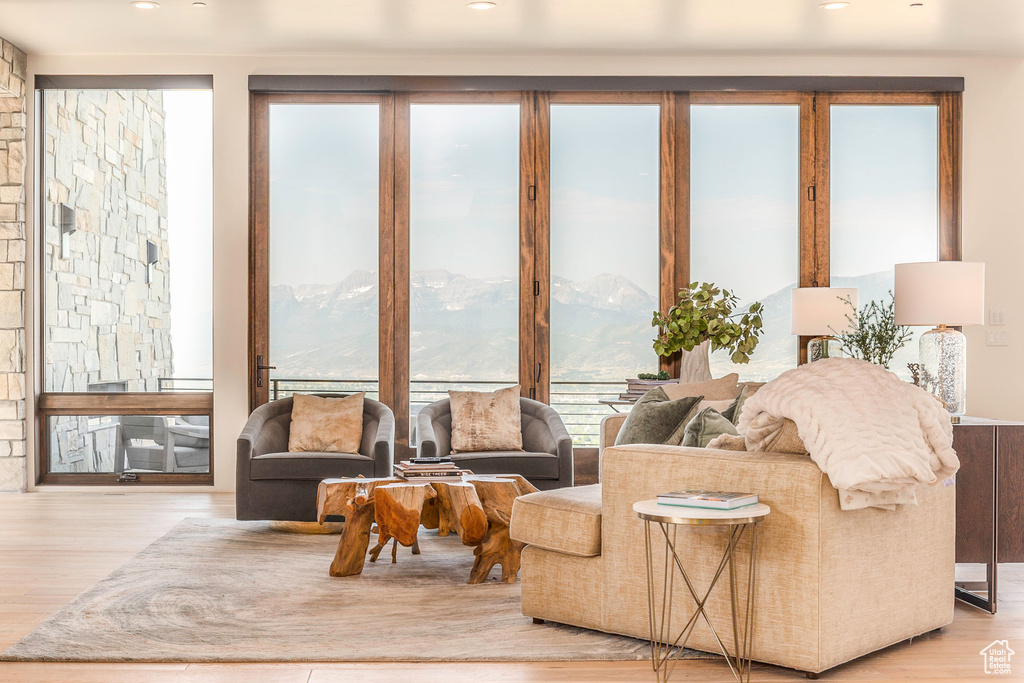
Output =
[
  {"x1": 193, "y1": 1, "x2": 207, "y2": 6},
  {"x1": 130, "y1": 1, "x2": 160, "y2": 8},
  {"x1": 819, "y1": 2, "x2": 850, "y2": 8},
  {"x1": 910, "y1": 2, "x2": 924, "y2": 6},
  {"x1": 467, "y1": 1, "x2": 496, "y2": 9}
]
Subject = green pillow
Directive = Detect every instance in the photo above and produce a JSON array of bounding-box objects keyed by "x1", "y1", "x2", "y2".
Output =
[
  {"x1": 721, "y1": 385, "x2": 751, "y2": 425},
  {"x1": 614, "y1": 387, "x2": 704, "y2": 447},
  {"x1": 681, "y1": 406, "x2": 740, "y2": 448}
]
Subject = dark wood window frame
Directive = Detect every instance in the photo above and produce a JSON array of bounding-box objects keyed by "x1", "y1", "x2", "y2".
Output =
[
  {"x1": 34, "y1": 77, "x2": 215, "y2": 485},
  {"x1": 248, "y1": 85, "x2": 962, "y2": 461}
]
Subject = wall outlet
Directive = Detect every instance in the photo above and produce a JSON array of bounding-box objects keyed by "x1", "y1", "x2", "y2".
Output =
[
  {"x1": 989, "y1": 309, "x2": 1006, "y2": 326},
  {"x1": 986, "y1": 330, "x2": 1010, "y2": 347}
]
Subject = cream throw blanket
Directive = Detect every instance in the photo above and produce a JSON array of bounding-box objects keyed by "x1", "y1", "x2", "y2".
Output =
[{"x1": 736, "y1": 358, "x2": 959, "y2": 510}]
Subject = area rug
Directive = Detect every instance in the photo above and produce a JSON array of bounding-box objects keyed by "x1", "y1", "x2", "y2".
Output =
[{"x1": 1, "y1": 518, "x2": 706, "y2": 663}]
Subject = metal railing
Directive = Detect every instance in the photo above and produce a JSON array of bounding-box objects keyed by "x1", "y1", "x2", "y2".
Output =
[{"x1": 155, "y1": 376, "x2": 627, "y2": 447}]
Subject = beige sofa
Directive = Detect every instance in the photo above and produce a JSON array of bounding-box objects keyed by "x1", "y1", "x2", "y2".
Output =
[{"x1": 509, "y1": 413, "x2": 955, "y2": 676}]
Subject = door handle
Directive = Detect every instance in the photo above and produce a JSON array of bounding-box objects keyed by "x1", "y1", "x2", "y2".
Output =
[{"x1": 255, "y1": 354, "x2": 276, "y2": 388}]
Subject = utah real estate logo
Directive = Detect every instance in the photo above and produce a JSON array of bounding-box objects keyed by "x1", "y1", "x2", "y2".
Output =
[{"x1": 980, "y1": 640, "x2": 1014, "y2": 675}]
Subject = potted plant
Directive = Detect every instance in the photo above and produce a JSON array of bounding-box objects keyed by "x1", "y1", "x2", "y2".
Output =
[
  {"x1": 832, "y1": 291, "x2": 913, "y2": 370},
  {"x1": 652, "y1": 282, "x2": 765, "y2": 381}
]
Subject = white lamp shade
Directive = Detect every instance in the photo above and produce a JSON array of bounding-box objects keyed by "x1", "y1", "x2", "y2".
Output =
[
  {"x1": 894, "y1": 261, "x2": 985, "y2": 326},
  {"x1": 791, "y1": 288, "x2": 859, "y2": 336}
]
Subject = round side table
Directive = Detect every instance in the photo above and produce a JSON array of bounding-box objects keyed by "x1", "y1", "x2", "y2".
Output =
[{"x1": 633, "y1": 499, "x2": 770, "y2": 683}]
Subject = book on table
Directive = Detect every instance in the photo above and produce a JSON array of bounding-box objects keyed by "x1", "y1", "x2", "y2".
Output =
[
  {"x1": 393, "y1": 461, "x2": 467, "y2": 478},
  {"x1": 656, "y1": 490, "x2": 759, "y2": 510}
]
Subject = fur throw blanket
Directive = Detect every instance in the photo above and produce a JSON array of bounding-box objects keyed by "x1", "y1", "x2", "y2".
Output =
[{"x1": 734, "y1": 358, "x2": 959, "y2": 510}]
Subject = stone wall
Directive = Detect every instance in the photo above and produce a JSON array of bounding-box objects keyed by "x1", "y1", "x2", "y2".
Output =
[
  {"x1": 0, "y1": 38, "x2": 27, "y2": 492},
  {"x1": 43, "y1": 89, "x2": 174, "y2": 472}
]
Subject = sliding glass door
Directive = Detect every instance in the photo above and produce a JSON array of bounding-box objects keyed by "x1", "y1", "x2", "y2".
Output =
[
  {"x1": 548, "y1": 103, "x2": 660, "y2": 446},
  {"x1": 266, "y1": 101, "x2": 381, "y2": 400},
  {"x1": 408, "y1": 103, "x2": 521, "y2": 441}
]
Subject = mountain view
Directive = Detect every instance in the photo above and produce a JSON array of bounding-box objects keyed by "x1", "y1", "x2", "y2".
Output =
[{"x1": 270, "y1": 268, "x2": 918, "y2": 385}]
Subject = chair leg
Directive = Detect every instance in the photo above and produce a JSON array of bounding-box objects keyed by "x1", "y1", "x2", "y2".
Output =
[
  {"x1": 805, "y1": 672, "x2": 820, "y2": 680},
  {"x1": 532, "y1": 617, "x2": 545, "y2": 625}
]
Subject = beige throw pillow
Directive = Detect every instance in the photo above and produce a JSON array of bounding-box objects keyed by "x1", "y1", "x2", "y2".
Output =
[
  {"x1": 288, "y1": 393, "x2": 365, "y2": 454},
  {"x1": 449, "y1": 385, "x2": 524, "y2": 453},
  {"x1": 662, "y1": 373, "x2": 740, "y2": 402}
]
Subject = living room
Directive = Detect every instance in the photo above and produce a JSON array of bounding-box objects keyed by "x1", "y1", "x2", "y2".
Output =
[{"x1": 0, "y1": 1, "x2": 1022, "y2": 681}]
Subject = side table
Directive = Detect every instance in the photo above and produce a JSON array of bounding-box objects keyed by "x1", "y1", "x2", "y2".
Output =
[{"x1": 634, "y1": 500, "x2": 770, "y2": 683}]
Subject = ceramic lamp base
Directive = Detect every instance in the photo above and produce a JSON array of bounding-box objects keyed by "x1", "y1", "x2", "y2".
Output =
[
  {"x1": 807, "y1": 336, "x2": 844, "y2": 362},
  {"x1": 919, "y1": 325, "x2": 967, "y2": 416}
]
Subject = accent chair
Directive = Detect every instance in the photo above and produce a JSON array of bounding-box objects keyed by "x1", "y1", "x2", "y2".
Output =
[
  {"x1": 416, "y1": 397, "x2": 573, "y2": 490},
  {"x1": 236, "y1": 395, "x2": 395, "y2": 521}
]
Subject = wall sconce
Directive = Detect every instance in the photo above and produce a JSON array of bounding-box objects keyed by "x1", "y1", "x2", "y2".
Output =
[
  {"x1": 59, "y1": 204, "x2": 76, "y2": 259},
  {"x1": 146, "y1": 239, "x2": 158, "y2": 285}
]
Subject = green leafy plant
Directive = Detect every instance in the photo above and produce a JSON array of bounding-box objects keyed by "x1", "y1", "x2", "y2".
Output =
[
  {"x1": 652, "y1": 282, "x2": 764, "y2": 365},
  {"x1": 636, "y1": 371, "x2": 671, "y2": 381},
  {"x1": 832, "y1": 291, "x2": 913, "y2": 369}
]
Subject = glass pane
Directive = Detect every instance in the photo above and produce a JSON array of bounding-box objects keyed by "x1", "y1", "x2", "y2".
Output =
[
  {"x1": 409, "y1": 104, "x2": 520, "y2": 438},
  {"x1": 48, "y1": 414, "x2": 210, "y2": 474},
  {"x1": 549, "y1": 104, "x2": 660, "y2": 446},
  {"x1": 268, "y1": 104, "x2": 380, "y2": 400},
  {"x1": 830, "y1": 105, "x2": 939, "y2": 379},
  {"x1": 42, "y1": 89, "x2": 213, "y2": 392},
  {"x1": 690, "y1": 105, "x2": 801, "y2": 381}
]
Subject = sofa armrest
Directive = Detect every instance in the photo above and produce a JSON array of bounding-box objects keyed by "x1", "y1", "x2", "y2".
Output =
[
  {"x1": 416, "y1": 410, "x2": 440, "y2": 459},
  {"x1": 538, "y1": 403, "x2": 574, "y2": 488},
  {"x1": 599, "y1": 413, "x2": 627, "y2": 455}
]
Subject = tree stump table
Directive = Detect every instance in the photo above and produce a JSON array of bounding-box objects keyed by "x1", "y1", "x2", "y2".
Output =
[{"x1": 316, "y1": 474, "x2": 538, "y2": 584}]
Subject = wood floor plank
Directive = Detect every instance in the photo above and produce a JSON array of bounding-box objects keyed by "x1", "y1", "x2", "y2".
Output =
[{"x1": 0, "y1": 490, "x2": 1021, "y2": 681}]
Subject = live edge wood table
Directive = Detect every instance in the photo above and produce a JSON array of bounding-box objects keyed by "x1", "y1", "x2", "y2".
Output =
[
  {"x1": 316, "y1": 474, "x2": 539, "y2": 584},
  {"x1": 954, "y1": 417, "x2": 1024, "y2": 613}
]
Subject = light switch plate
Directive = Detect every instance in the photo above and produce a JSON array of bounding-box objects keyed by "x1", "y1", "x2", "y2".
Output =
[
  {"x1": 989, "y1": 309, "x2": 1006, "y2": 326},
  {"x1": 986, "y1": 330, "x2": 1010, "y2": 346}
]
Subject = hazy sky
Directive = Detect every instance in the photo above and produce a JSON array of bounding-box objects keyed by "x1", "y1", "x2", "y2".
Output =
[
  {"x1": 264, "y1": 100, "x2": 938, "y2": 308},
  {"x1": 163, "y1": 90, "x2": 213, "y2": 379}
]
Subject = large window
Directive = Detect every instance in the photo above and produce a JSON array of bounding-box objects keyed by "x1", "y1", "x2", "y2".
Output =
[
  {"x1": 38, "y1": 82, "x2": 213, "y2": 482},
  {"x1": 246, "y1": 83, "x2": 961, "y2": 459},
  {"x1": 268, "y1": 102, "x2": 380, "y2": 400},
  {"x1": 408, "y1": 103, "x2": 521, "y2": 439},
  {"x1": 830, "y1": 103, "x2": 940, "y2": 378},
  {"x1": 549, "y1": 104, "x2": 660, "y2": 445},
  {"x1": 690, "y1": 104, "x2": 801, "y2": 381}
]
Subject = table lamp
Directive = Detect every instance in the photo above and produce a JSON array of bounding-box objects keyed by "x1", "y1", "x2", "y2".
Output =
[
  {"x1": 791, "y1": 287, "x2": 859, "y2": 362},
  {"x1": 894, "y1": 261, "x2": 985, "y2": 416}
]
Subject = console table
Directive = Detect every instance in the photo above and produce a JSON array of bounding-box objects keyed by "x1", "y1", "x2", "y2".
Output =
[{"x1": 953, "y1": 417, "x2": 1024, "y2": 613}]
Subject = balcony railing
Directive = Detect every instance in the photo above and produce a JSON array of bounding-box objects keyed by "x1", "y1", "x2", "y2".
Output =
[{"x1": 156, "y1": 377, "x2": 627, "y2": 447}]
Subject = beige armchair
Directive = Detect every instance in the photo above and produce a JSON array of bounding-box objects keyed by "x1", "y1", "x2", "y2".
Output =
[{"x1": 510, "y1": 414, "x2": 955, "y2": 676}]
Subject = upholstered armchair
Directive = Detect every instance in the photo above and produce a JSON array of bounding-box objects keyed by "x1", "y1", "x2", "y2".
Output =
[
  {"x1": 416, "y1": 397, "x2": 573, "y2": 491},
  {"x1": 236, "y1": 395, "x2": 394, "y2": 521}
]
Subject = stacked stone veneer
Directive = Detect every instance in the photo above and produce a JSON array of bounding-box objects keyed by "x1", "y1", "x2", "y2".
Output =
[
  {"x1": 0, "y1": 39, "x2": 27, "y2": 492},
  {"x1": 43, "y1": 89, "x2": 174, "y2": 472}
]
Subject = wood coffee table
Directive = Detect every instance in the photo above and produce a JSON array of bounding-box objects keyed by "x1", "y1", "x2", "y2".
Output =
[{"x1": 316, "y1": 474, "x2": 538, "y2": 584}]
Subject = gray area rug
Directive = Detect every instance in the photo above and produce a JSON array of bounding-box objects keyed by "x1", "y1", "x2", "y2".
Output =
[{"x1": 1, "y1": 518, "x2": 699, "y2": 663}]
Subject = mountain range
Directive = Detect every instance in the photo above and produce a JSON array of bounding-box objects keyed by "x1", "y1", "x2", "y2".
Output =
[{"x1": 270, "y1": 268, "x2": 915, "y2": 384}]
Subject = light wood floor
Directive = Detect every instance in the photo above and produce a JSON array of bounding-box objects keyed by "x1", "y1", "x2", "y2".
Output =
[{"x1": 0, "y1": 491, "x2": 1017, "y2": 682}]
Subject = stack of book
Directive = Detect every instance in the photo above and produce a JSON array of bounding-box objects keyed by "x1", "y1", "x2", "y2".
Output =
[
  {"x1": 656, "y1": 489, "x2": 759, "y2": 510},
  {"x1": 393, "y1": 458, "x2": 468, "y2": 479}
]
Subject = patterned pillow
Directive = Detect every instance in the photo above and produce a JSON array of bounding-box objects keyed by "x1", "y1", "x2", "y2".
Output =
[
  {"x1": 288, "y1": 393, "x2": 364, "y2": 453},
  {"x1": 449, "y1": 385, "x2": 524, "y2": 453}
]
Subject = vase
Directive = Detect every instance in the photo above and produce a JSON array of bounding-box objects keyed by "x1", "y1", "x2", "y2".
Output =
[{"x1": 678, "y1": 340, "x2": 713, "y2": 383}]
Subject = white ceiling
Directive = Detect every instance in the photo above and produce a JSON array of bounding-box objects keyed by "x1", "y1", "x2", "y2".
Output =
[{"x1": 3, "y1": 0, "x2": 1024, "y2": 57}]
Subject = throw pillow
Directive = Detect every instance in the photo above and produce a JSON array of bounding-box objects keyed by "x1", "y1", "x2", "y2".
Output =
[
  {"x1": 681, "y1": 407, "x2": 741, "y2": 448},
  {"x1": 662, "y1": 373, "x2": 740, "y2": 402},
  {"x1": 745, "y1": 413, "x2": 809, "y2": 455},
  {"x1": 288, "y1": 393, "x2": 365, "y2": 454},
  {"x1": 614, "y1": 387, "x2": 703, "y2": 447},
  {"x1": 698, "y1": 398, "x2": 733, "y2": 413},
  {"x1": 721, "y1": 385, "x2": 752, "y2": 425},
  {"x1": 449, "y1": 385, "x2": 524, "y2": 453}
]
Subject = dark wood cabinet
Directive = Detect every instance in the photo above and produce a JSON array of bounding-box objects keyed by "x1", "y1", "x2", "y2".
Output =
[{"x1": 953, "y1": 418, "x2": 1024, "y2": 612}]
